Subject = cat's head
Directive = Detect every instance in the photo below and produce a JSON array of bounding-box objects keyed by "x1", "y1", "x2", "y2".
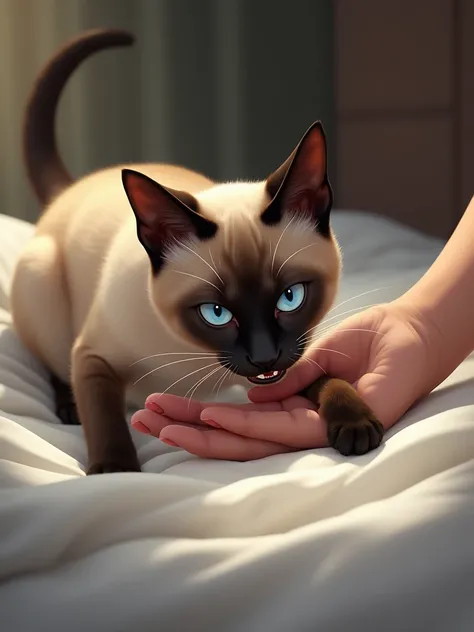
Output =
[{"x1": 122, "y1": 121, "x2": 341, "y2": 385}]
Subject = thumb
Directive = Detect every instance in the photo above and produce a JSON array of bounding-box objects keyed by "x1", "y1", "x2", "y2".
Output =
[
  {"x1": 355, "y1": 373, "x2": 404, "y2": 429},
  {"x1": 248, "y1": 353, "x2": 325, "y2": 403}
]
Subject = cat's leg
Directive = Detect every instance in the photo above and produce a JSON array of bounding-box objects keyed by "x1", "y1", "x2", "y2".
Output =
[
  {"x1": 72, "y1": 344, "x2": 140, "y2": 474},
  {"x1": 51, "y1": 373, "x2": 80, "y2": 425},
  {"x1": 10, "y1": 235, "x2": 74, "y2": 384},
  {"x1": 302, "y1": 376, "x2": 384, "y2": 456}
]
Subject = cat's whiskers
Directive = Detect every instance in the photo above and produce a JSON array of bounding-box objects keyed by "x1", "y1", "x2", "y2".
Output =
[
  {"x1": 130, "y1": 351, "x2": 217, "y2": 367},
  {"x1": 338, "y1": 327, "x2": 384, "y2": 335},
  {"x1": 133, "y1": 355, "x2": 227, "y2": 386},
  {"x1": 185, "y1": 365, "x2": 225, "y2": 410},
  {"x1": 271, "y1": 214, "x2": 296, "y2": 275},
  {"x1": 213, "y1": 364, "x2": 233, "y2": 399},
  {"x1": 172, "y1": 270, "x2": 223, "y2": 294},
  {"x1": 188, "y1": 358, "x2": 236, "y2": 406},
  {"x1": 319, "y1": 327, "x2": 385, "y2": 338},
  {"x1": 305, "y1": 347, "x2": 352, "y2": 360},
  {"x1": 276, "y1": 243, "x2": 317, "y2": 277},
  {"x1": 208, "y1": 248, "x2": 222, "y2": 282},
  {"x1": 293, "y1": 346, "x2": 352, "y2": 368},
  {"x1": 297, "y1": 302, "x2": 381, "y2": 342},
  {"x1": 184, "y1": 364, "x2": 222, "y2": 400},
  {"x1": 327, "y1": 286, "x2": 391, "y2": 315},
  {"x1": 155, "y1": 361, "x2": 225, "y2": 400},
  {"x1": 298, "y1": 327, "x2": 385, "y2": 351},
  {"x1": 310, "y1": 316, "x2": 384, "y2": 340},
  {"x1": 301, "y1": 355, "x2": 327, "y2": 375},
  {"x1": 319, "y1": 302, "x2": 382, "y2": 326},
  {"x1": 224, "y1": 364, "x2": 238, "y2": 396},
  {"x1": 211, "y1": 361, "x2": 231, "y2": 394}
]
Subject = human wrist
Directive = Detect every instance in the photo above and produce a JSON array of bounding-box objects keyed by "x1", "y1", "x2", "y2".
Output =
[
  {"x1": 393, "y1": 196, "x2": 474, "y2": 371},
  {"x1": 394, "y1": 286, "x2": 474, "y2": 379}
]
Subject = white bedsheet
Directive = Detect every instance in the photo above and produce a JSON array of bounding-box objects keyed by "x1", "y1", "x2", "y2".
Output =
[{"x1": 1, "y1": 211, "x2": 474, "y2": 632}]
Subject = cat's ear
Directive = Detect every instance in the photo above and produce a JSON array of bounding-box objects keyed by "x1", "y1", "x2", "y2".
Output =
[
  {"x1": 261, "y1": 121, "x2": 332, "y2": 235},
  {"x1": 122, "y1": 169, "x2": 218, "y2": 271}
]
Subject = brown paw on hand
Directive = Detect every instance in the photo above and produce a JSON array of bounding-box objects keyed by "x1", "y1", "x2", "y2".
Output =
[
  {"x1": 327, "y1": 413, "x2": 384, "y2": 456},
  {"x1": 319, "y1": 389, "x2": 384, "y2": 456},
  {"x1": 308, "y1": 377, "x2": 385, "y2": 457}
]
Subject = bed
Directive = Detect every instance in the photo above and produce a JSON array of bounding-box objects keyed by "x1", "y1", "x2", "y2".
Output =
[{"x1": 1, "y1": 210, "x2": 474, "y2": 632}]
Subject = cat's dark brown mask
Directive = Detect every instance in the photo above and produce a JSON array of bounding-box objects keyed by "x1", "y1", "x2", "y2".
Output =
[{"x1": 122, "y1": 122, "x2": 341, "y2": 383}]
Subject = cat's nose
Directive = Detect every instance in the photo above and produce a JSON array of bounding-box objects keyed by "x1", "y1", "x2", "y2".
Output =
[{"x1": 247, "y1": 353, "x2": 280, "y2": 372}]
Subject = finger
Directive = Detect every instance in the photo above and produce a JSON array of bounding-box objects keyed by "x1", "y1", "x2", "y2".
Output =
[
  {"x1": 145, "y1": 393, "x2": 283, "y2": 423},
  {"x1": 280, "y1": 395, "x2": 317, "y2": 412},
  {"x1": 145, "y1": 394, "x2": 205, "y2": 423},
  {"x1": 200, "y1": 406, "x2": 329, "y2": 449},
  {"x1": 159, "y1": 426, "x2": 292, "y2": 461},
  {"x1": 131, "y1": 409, "x2": 205, "y2": 436}
]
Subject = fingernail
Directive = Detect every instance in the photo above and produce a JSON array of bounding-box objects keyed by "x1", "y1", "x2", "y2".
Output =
[
  {"x1": 161, "y1": 437, "x2": 178, "y2": 447},
  {"x1": 203, "y1": 418, "x2": 221, "y2": 429},
  {"x1": 146, "y1": 401, "x2": 164, "y2": 415},
  {"x1": 132, "y1": 420, "x2": 151, "y2": 435}
]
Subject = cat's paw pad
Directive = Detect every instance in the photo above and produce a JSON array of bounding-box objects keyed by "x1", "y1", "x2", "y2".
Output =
[{"x1": 327, "y1": 413, "x2": 384, "y2": 456}]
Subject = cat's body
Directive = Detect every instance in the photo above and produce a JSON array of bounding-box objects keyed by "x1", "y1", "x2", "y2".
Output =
[{"x1": 11, "y1": 29, "x2": 383, "y2": 473}]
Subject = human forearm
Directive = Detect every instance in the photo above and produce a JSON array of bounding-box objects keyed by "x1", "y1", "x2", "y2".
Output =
[{"x1": 397, "y1": 196, "x2": 474, "y2": 366}]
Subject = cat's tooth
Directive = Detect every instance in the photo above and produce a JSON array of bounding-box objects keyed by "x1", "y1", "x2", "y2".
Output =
[{"x1": 254, "y1": 371, "x2": 281, "y2": 381}]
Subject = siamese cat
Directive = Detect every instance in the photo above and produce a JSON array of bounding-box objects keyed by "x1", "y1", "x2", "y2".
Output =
[{"x1": 10, "y1": 29, "x2": 384, "y2": 474}]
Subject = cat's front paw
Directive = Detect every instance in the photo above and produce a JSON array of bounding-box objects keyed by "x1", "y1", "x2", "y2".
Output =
[
  {"x1": 326, "y1": 412, "x2": 384, "y2": 456},
  {"x1": 87, "y1": 452, "x2": 141, "y2": 475}
]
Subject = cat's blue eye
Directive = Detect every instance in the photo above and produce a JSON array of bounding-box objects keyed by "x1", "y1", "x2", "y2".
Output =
[
  {"x1": 199, "y1": 303, "x2": 233, "y2": 327},
  {"x1": 276, "y1": 283, "x2": 305, "y2": 312}
]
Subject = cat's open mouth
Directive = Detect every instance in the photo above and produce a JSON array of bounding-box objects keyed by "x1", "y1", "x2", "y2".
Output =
[{"x1": 247, "y1": 370, "x2": 286, "y2": 385}]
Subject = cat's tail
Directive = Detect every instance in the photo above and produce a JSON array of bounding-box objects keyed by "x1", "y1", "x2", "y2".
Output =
[{"x1": 23, "y1": 28, "x2": 134, "y2": 207}]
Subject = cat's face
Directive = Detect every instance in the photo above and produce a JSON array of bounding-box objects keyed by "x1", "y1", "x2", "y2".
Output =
[{"x1": 123, "y1": 122, "x2": 341, "y2": 385}]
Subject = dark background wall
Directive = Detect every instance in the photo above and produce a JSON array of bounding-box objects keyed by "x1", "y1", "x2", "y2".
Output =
[
  {"x1": 334, "y1": 0, "x2": 473, "y2": 237},
  {"x1": 0, "y1": 0, "x2": 335, "y2": 221},
  {"x1": 2, "y1": 0, "x2": 472, "y2": 238}
]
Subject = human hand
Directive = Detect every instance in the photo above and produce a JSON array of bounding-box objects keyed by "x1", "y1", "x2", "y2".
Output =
[
  {"x1": 252, "y1": 299, "x2": 444, "y2": 427},
  {"x1": 131, "y1": 393, "x2": 329, "y2": 460},
  {"x1": 131, "y1": 299, "x2": 443, "y2": 459}
]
